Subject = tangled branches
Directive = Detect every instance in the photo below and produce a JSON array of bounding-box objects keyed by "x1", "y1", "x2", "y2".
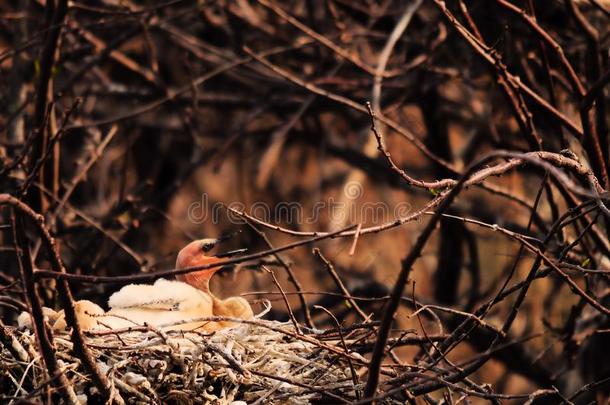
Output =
[{"x1": 1, "y1": 0, "x2": 610, "y2": 403}]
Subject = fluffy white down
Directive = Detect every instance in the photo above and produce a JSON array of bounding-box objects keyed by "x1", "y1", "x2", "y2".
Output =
[
  {"x1": 18, "y1": 307, "x2": 60, "y2": 329},
  {"x1": 108, "y1": 278, "x2": 212, "y2": 310}
]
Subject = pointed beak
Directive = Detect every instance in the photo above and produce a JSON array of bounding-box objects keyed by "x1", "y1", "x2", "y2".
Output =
[{"x1": 214, "y1": 248, "x2": 248, "y2": 258}]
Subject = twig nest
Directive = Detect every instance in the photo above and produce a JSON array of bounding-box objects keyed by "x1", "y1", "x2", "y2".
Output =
[{"x1": 3, "y1": 315, "x2": 366, "y2": 403}]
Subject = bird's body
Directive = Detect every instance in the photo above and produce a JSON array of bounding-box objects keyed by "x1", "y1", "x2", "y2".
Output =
[
  {"x1": 97, "y1": 240, "x2": 254, "y2": 331},
  {"x1": 19, "y1": 238, "x2": 253, "y2": 333},
  {"x1": 102, "y1": 278, "x2": 216, "y2": 331}
]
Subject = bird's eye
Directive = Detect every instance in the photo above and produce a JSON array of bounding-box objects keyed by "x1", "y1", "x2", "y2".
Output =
[{"x1": 201, "y1": 243, "x2": 214, "y2": 252}]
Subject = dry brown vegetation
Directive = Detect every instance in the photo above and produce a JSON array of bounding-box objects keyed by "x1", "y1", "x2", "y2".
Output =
[{"x1": 1, "y1": 0, "x2": 610, "y2": 403}]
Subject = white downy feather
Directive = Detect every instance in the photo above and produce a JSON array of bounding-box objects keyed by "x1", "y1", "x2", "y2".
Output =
[{"x1": 108, "y1": 279, "x2": 212, "y2": 310}]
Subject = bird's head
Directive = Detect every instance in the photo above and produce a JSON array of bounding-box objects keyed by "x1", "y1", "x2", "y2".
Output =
[{"x1": 175, "y1": 237, "x2": 246, "y2": 293}]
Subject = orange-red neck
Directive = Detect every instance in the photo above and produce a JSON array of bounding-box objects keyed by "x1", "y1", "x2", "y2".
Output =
[{"x1": 176, "y1": 255, "x2": 223, "y2": 293}]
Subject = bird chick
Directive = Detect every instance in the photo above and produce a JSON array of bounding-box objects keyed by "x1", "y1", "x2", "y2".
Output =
[
  {"x1": 17, "y1": 238, "x2": 253, "y2": 333},
  {"x1": 17, "y1": 307, "x2": 62, "y2": 330},
  {"x1": 98, "y1": 237, "x2": 253, "y2": 332},
  {"x1": 52, "y1": 300, "x2": 106, "y2": 331}
]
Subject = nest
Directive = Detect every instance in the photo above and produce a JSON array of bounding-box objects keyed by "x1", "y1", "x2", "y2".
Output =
[{"x1": 1, "y1": 308, "x2": 379, "y2": 404}]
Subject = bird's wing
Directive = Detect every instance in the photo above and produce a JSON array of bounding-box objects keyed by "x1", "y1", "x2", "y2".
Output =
[{"x1": 108, "y1": 279, "x2": 210, "y2": 310}]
